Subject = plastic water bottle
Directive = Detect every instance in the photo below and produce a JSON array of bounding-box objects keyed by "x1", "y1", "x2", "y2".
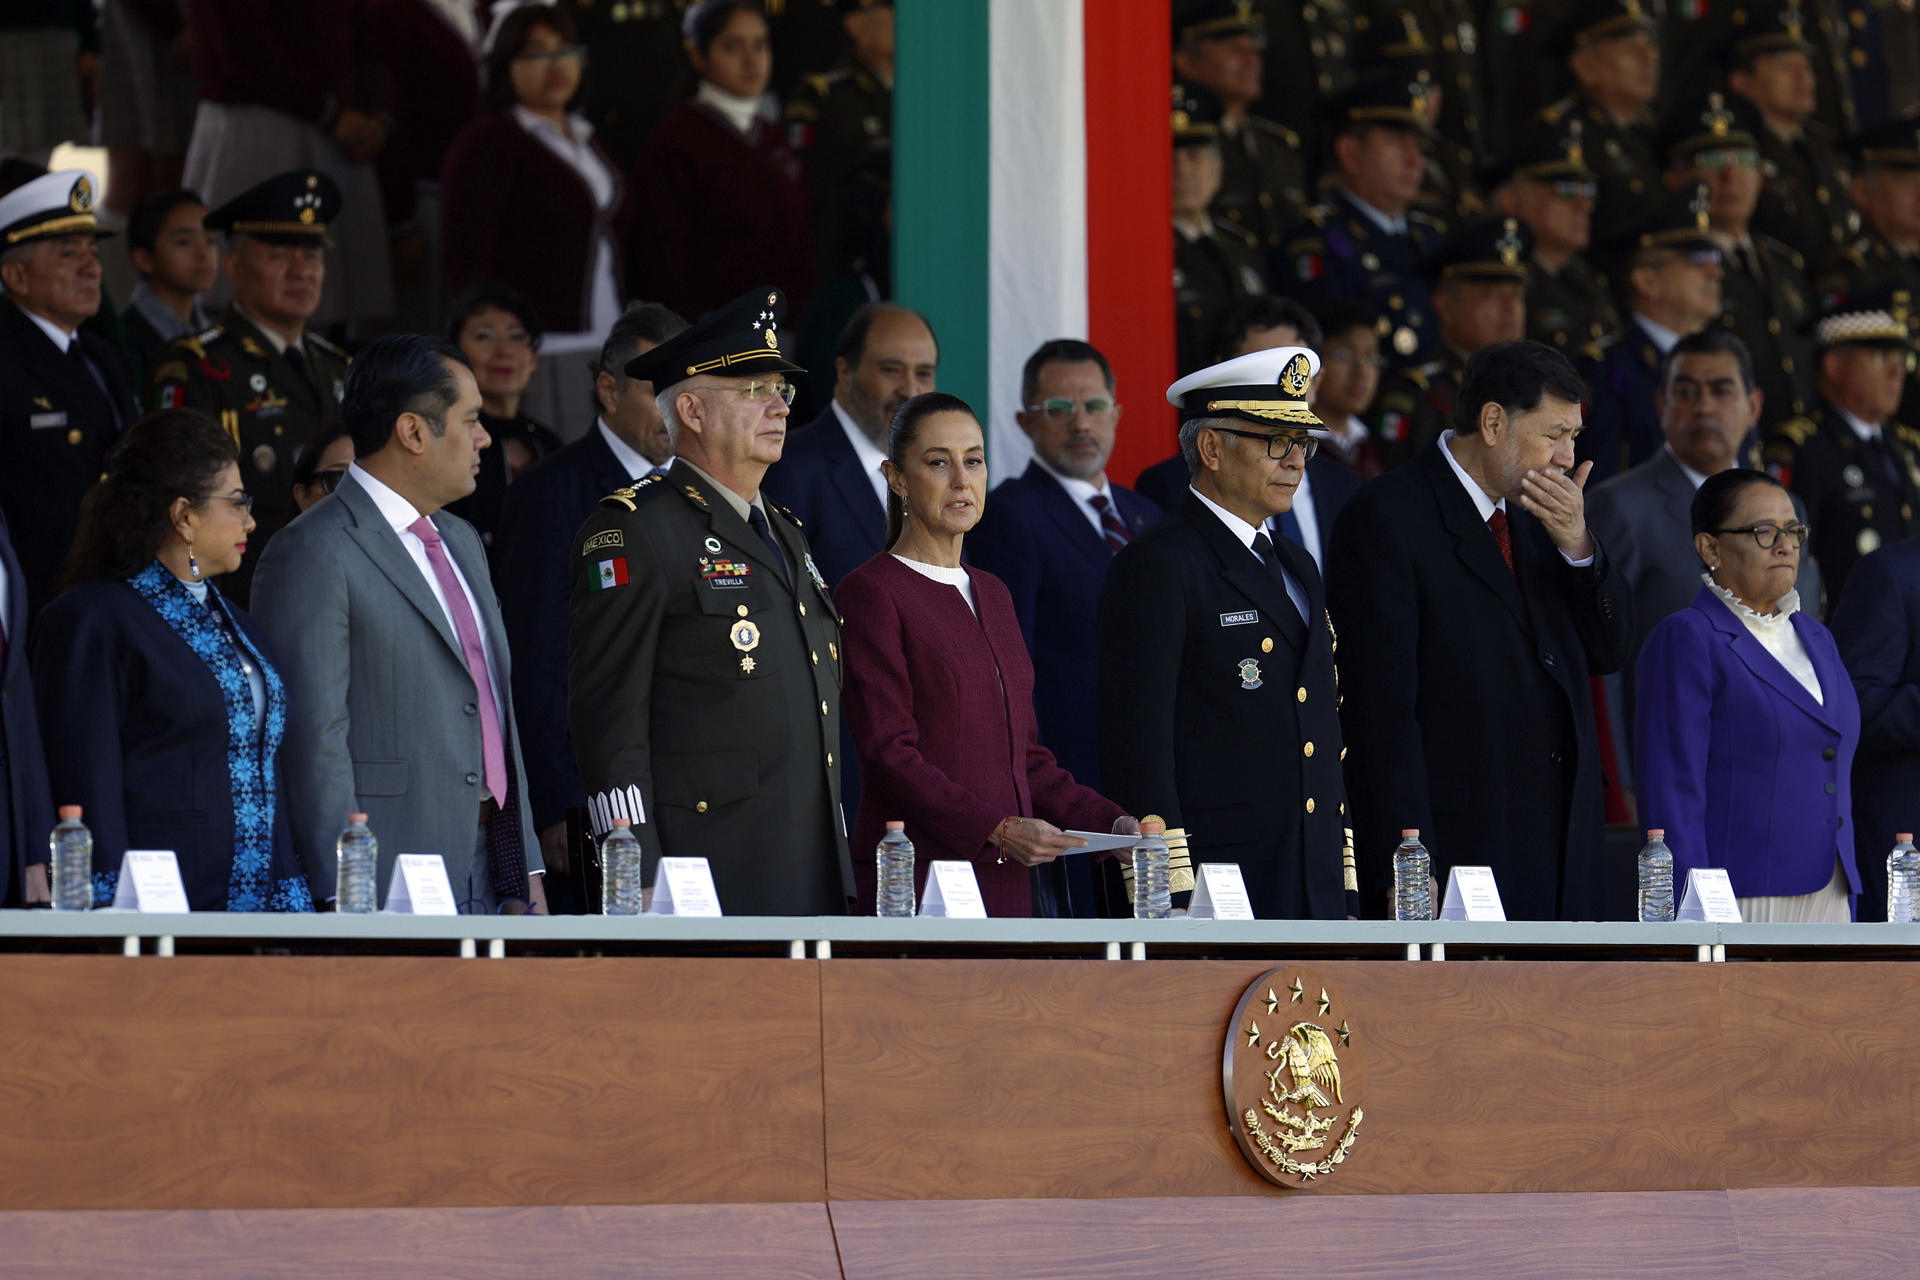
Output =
[
  {"x1": 875, "y1": 821, "x2": 916, "y2": 917},
  {"x1": 1888, "y1": 833, "x2": 1920, "y2": 923},
  {"x1": 1132, "y1": 818, "x2": 1172, "y2": 919},
  {"x1": 335, "y1": 813, "x2": 379, "y2": 913},
  {"x1": 48, "y1": 805, "x2": 93, "y2": 911},
  {"x1": 1392, "y1": 829, "x2": 1432, "y2": 922},
  {"x1": 601, "y1": 819, "x2": 644, "y2": 915},
  {"x1": 1638, "y1": 828, "x2": 1676, "y2": 923}
]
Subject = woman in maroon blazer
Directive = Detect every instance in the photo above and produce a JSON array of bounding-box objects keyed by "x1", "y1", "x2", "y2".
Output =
[
  {"x1": 837, "y1": 393, "x2": 1138, "y2": 917},
  {"x1": 440, "y1": 6, "x2": 631, "y2": 337},
  {"x1": 628, "y1": 0, "x2": 810, "y2": 322}
]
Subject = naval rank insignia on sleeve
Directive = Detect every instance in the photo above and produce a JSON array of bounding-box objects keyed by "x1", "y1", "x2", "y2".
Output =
[{"x1": 1224, "y1": 966, "x2": 1366, "y2": 1187}]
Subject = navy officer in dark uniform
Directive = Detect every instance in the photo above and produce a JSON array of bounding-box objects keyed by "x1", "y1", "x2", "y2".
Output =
[
  {"x1": 1765, "y1": 287, "x2": 1920, "y2": 604},
  {"x1": 1275, "y1": 72, "x2": 1445, "y2": 373},
  {"x1": 0, "y1": 170, "x2": 137, "y2": 626},
  {"x1": 1096, "y1": 344, "x2": 1355, "y2": 921},
  {"x1": 568, "y1": 287, "x2": 852, "y2": 916},
  {"x1": 149, "y1": 170, "x2": 351, "y2": 605}
]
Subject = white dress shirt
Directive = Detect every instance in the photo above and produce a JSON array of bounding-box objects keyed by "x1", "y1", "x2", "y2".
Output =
[
  {"x1": 1834, "y1": 401, "x2": 1886, "y2": 444},
  {"x1": 347, "y1": 463, "x2": 501, "y2": 697},
  {"x1": 830, "y1": 398, "x2": 891, "y2": 512},
  {"x1": 511, "y1": 105, "x2": 622, "y2": 337},
  {"x1": 1191, "y1": 486, "x2": 1308, "y2": 621},
  {"x1": 597, "y1": 418, "x2": 666, "y2": 480},
  {"x1": 1439, "y1": 431, "x2": 1594, "y2": 567},
  {"x1": 1631, "y1": 312, "x2": 1682, "y2": 356},
  {"x1": 21, "y1": 306, "x2": 75, "y2": 353}
]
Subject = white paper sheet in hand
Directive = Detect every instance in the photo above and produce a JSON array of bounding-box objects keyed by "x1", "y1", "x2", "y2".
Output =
[{"x1": 1059, "y1": 831, "x2": 1142, "y2": 854}]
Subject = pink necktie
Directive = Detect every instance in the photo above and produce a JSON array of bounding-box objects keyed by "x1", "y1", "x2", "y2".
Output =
[{"x1": 410, "y1": 516, "x2": 508, "y2": 805}]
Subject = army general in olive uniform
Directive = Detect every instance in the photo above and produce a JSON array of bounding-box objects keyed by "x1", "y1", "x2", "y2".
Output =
[
  {"x1": 1491, "y1": 118, "x2": 1622, "y2": 366},
  {"x1": 568, "y1": 287, "x2": 852, "y2": 916},
  {"x1": 1765, "y1": 288, "x2": 1920, "y2": 604},
  {"x1": 1539, "y1": 0, "x2": 1664, "y2": 234},
  {"x1": 150, "y1": 171, "x2": 349, "y2": 605}
]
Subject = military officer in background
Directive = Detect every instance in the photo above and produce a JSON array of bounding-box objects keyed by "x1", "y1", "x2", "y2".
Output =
[
  {"x1": 1096, "y1": 346, "x2": 1354, "y2": 921},
  {"x1": 0, "y1": 171, "x2": 137, "y2": 626},
  {"x1": 1766, "y1": 287, "x2": 1920, "y2": 603},
  {"x1": 1275, "y1": 74, "x2": 1445, "y2": 373},
  {"x1": 558, "y1": 0, "x2": 694, "y2": 174},
  {"x1": 568, "y1": 287, "x2": 852, "y2": 916},
  {"x1": 1492, "y1": 119, "x2": 1622, "y2": 366},
  {"x1": 149, "y1": 171, "x2": 350, "y2": 605},
  {"x1": 1353, "y1": 2, "x2": 1485, "y2": 223},
  {"x1": 1727, "y1": 0, "x2": 1860, "y2": 258},
  {"x1": 1173, "y1": 0, "x2": 1309, "y2": 256},
  {"x1": 1660, "y1": 90, "x2": 1815, "y2": 429},
  {"x1": 1818, "y1": 114, "x2": 1920, "y2": 304},
  {"x1": 1252, "y1": 0, "x2": 1355, "y2": 169},
  {"x1": 786, "y1": 0, "x2": 892, "y2": 283},
  {"x1": 1539, "y1": 0, "x2": 1664, "y2": 233},
  {"x1": 1174, "y1": 83, "x2": 1268, "y2": 376},
  {"x1": 1373, "y1": 216, "x2": 1532, "y2": 467}
]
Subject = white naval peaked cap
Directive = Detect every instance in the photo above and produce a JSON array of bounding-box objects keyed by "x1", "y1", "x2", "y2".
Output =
[
  {"x1": 0, "y1": 169, "x2": 113, "y2": 249},
  {"x1": 1165, "y1": 345, "x2": 1324, "y2": 430}
]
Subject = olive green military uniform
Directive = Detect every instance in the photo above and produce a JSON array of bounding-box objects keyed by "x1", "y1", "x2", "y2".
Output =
[
  {"x1": 150, "y1": 305, "x2": 348, "y2": 604},
  {"x1": 1371, "y1": 345, "x2": 1465, "y2": 468},
  {"x1": 1176, "y1": 216, "x2": 1269, "y2": 374},
  {"x1": 1214, "y1": 115, "x2": 1309, "y2": 253},
  {"x1": 566, "y1": 463, "x2": 853, "y2": 916},
  {"x1": 1539, "y1": 95, "x2": 1663, "y2": 234},
  {"x1": 1765, "y1": 404, "x2": 1920, "y2": 603},
  {"x1": 1753, "y1": 121, "x2": 1859, "y2": 258},
  {"x1": 1716, "y1": 235, "x2": 1815, "y2": 426},
  {"x1": 1255, "y1": 0, "x2": 1355, "y2": 167},
  {"x1": 786, "y1": 53, "x2": 891, "y2": 279},
  {"x1": 1527, "y1": 254, "x2": 1621, "y2": 364}
]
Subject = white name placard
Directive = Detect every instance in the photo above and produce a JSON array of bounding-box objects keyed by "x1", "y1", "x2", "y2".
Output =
[
  {"x1": 1677, "y1": 867, "x2": 1742, "y2": 922},
  {"x1": 383, "y1": 854, "x2": 458, "y2": 916},
  {"x1": 919, "y1": 860, "x2": 986, "y2": 918},
  {"x1": 1439, "y1": 865, "x2": 1507, "y2": 921},
  {"x1": 648, "y1": 856, "x2": 723, "y2": 916},
  {"x1": 111, "y1": 849, "x2": 190, "y2": 913},
  {"x1": 1189, "y1": 863, "x2": 1256, "y2": 920}
]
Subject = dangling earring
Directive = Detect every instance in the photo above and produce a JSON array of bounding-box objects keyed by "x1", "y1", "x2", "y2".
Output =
[{"x1": 187, "y1": 544, "x2": 200, "y2": 580}]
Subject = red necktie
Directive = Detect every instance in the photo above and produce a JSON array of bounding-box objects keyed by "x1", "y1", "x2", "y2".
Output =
[
  {"x1": 1488, "y1": 509, "x2": 1514, "y2": 574},
  {"x1": 1089, "y1": 493, "x2": 1130, "y2": 554}
]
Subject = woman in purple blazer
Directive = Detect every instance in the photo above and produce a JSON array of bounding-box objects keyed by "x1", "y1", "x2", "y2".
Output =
[
  {"x1": 837, "y1": 393, "x2": 1138, "y2": 917},
  {"x1": 1636, "y1": 469, "x2": 1861, "y2": 921}
]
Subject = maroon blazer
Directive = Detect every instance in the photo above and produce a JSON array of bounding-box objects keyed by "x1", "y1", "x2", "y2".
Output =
[
  {"x1": 628, "y1": 100, "x2": 811, "y2": 321},
  {"x1": 837, "y1": 554, "x2": 1124, "y2": 918},
  {"x1": 440, "y1": 112, "x2": 632, "y2": 334}
]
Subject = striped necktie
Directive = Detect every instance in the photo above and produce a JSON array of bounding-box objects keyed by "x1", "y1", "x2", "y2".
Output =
[{"x1": 1088, "y1": 493, "x2": 1130, "y2": 554}]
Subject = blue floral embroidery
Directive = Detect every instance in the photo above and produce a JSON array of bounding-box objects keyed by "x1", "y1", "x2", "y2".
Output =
[{"x1": 126, "y1": 562, "x2": 314, "y2": 912}]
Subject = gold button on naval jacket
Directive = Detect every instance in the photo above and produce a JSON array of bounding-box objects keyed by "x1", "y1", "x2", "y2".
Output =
[
  {"x1": 1306, "y1": 797, "x2": 1316, "y2": 814},
  {"x1": 1296, "y1": 686, "x2": 1308, "y2": 703},
  {"x1": 696, "y1": 801, "x2": 709, "y2": 814},
  {"x1": 66, "y1": 428, "x2": 82, "y2": 446},
  {"x1": 1262, "y1": 637, "x2": 1274, "y2": 653},
  {"x1": 1303, "y1": 741, "x2": 1315, "y2": 758}
]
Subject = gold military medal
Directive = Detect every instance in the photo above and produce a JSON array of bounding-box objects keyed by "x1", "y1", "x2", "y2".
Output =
[{"x1": 731, "y1": 617, "x2": 761, "y2": 673}]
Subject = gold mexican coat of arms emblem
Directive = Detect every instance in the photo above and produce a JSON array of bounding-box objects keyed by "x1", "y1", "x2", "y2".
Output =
[{"x1": 1223, "y1": 966, "x2": 1366, "y2": 1187}]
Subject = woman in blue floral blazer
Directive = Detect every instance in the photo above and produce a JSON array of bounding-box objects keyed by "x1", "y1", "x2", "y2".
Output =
[{"x1": 31, "y1": 409, "x2": 313, "y2": 911}]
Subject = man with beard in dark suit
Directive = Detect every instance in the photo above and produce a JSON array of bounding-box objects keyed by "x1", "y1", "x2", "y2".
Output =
[
  {"x1": 1326, "y1": 339, "x2": 1633, "y2": 920},
  {"x1": 1097, "y1": 345, "x2": 1355, "y2": 922}
]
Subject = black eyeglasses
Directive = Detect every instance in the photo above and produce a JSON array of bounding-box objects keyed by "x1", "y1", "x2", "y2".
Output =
[
  {"x1": 1714, "y1": 522, "x2": 1811, "y2": 549},
  {"x1": 1209, "y1": 425, "x2": 1319, "y2": 462}
]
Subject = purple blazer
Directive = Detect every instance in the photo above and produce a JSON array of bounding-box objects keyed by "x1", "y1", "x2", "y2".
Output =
[
  {"x1": 1635, "y1": 584, "x2": 1862, "y2": 899},
  {"x1": 836, "y1": 554, "x2": 1125, "y2": 917}
]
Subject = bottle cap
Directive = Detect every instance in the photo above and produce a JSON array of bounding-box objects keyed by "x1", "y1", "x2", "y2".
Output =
[
  {"x1": 885, "y1": 820, "x2": 905, "y2": 831},
  {"x1": 349, "y1": 812, "x2": 368, "y2": 823},
  {"x1": 1401, "y1": 828, "x2": 1419, "y2": 838},
  {"x1": 1646, "y1": 829, "x2": 1665, "y2": 838},
  {"x1": 1141, "y1": 817, "x2": 1165, "y2": 835},
  {"x1": 57, "y1": 805, "x2": 81, "y2": 820},
  {"x1": 1901, "y1": 833, "x2": 1914, "y2": 843},
  {"x1": 611, "y1": 818, "x2": 631, "y2": 829}
]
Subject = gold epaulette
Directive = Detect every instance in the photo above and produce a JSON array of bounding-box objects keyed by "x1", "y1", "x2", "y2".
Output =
[
  {"x1": 600, "y1": 487, "x2": 637, "y2": 511},
  {"x1": 771, "y1": 501, "x2": 803, "y2": 528},
  {"x1": 1773, "y1": 416, "x2": 1817, "y2": 448},
  {"x1": 1342, "y1": 828, "x2": 1358, "y2": 894}
]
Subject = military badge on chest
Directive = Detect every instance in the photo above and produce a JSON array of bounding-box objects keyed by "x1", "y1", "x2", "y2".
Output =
[
  {"x1": 701, "y1": 554, "x2": 752, "y2": 589},
  {"x1": 1238, "y1": 657, "x2": 1263, "y2": 690},
  {"x1": 730, "y1": 607, "x2": 761, "y2": 674}
]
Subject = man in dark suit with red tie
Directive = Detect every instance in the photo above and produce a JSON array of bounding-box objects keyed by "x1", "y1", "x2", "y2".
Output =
[
  {"x1": 0, "y1": 507, "x2": 54, "y2": 905},
  {"x1": 1097, "y1": 345, "x2": 1355, "y2": 921},
  {"x1": 1326, "y1": 340, "x2": 1633, "y2": 921},
  {"x1": 968, "y1": 340, "x2": 1160, "y2": 916}
]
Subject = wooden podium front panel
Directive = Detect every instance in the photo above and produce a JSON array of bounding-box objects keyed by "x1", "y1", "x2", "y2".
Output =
[
  {"x1": 820, "y1": 959, "x2": 1728, "y2": 1200},
  {"x1": 0, "y1": 956, "x2": 825, "y2": 1211}
]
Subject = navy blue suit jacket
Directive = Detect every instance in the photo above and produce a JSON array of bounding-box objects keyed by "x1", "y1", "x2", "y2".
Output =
[
  {"x1": 1135, "y1": 453, "x2": 1361, "y2": 565},
  {"x1": 762, "y1": 403, "x2": 887, "y2": 590},
  {"x1": 967, "y1": 462, "x2": 1161, "y2": 790},
  {"x1": 495, "y1": 425, "x2": 637, "y2": 830},
  {"x1": 0, "y1": 508, "x2": 53, "y2": 901},
  {"x1": 1829, "y1": 536, "x2": 1920, "y2": 921}
]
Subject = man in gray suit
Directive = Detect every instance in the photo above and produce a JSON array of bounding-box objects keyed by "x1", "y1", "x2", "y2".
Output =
[
  {"x1": 1589, "y1": 329, "x2": 1821, "y2": 787},
  {"x1": 253, "y1": 335, "x2": 547, "y2": 912}
]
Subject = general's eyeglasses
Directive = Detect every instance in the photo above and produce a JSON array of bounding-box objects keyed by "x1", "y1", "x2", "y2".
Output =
[
  {"x1": 1026, "y1": 396, "x2": 1118, "y2": 421},
  {"x1": 700, "y1": 379, "x2": 797, "y2": 406},
  {"x1": 1714, "y1": 522, "x2": 1811, "y2": 549},
  {"x1": 1209, "y1": 425, "x2": 1319, "y2": 462}
]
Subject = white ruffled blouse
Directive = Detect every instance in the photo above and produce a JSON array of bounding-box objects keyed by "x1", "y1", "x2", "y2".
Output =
[{"x1": 1702, "y1": 572, "x2": 1823, "y2": 704}]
